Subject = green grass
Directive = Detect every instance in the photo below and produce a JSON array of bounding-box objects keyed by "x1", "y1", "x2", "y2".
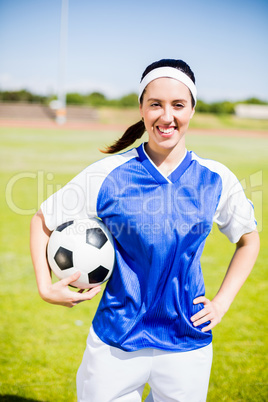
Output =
[
  {"x1": 0, "y1": 124, "x2": 267, "y2": 401},
  {"x1": 189, "y1": 112, "x2": 268, "y2": 131}
]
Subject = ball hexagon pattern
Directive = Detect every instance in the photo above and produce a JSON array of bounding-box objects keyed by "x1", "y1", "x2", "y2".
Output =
[
  {"x1": 47, "y1": 218, "x2": 115, "y2": 289},
  {"x1": 54, "y1": 246, "x2": 73, "y2": 270}
]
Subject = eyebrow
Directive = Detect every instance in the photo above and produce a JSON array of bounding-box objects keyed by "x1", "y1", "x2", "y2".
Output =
[{"x1": 147, "y1": 98, "x2": 188, "y2": 103}]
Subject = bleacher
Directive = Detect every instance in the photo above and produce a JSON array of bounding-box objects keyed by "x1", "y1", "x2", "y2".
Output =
[{"x1": 0, "y1": 102, "x2": 98, "y2": 122}]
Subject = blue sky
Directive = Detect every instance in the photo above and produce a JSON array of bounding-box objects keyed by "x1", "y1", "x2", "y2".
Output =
[{"x1": 0, "y1": 0, "x2": 267, "y2": 102}]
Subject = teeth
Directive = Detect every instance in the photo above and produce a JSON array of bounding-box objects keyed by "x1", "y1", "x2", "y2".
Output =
[{"x1": 158, "y1": 127, "x2": 175, "y2": 134}]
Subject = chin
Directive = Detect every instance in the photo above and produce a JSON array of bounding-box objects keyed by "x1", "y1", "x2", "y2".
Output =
[{"x1": 158, "y1": 136, "x2": 182, "y2": 147}]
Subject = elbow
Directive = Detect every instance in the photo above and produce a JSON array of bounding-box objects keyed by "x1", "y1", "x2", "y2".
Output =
[
  {"x1": 254, "y1": 230, "x2": 260, "y2": 255},
  {"x1": 237, "y1": 230, "x2": 260, "y2": 257},
  {"x1": 248, "y1": 230, "x2": 260, "y2": 254}
]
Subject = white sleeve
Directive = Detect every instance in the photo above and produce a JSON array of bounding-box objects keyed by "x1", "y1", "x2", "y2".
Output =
[
  {"x1": 40, "y1": 149, "x2": 138, "y2": 231},
  {"x1": 40, "y1": 166, "x2": 101, "y2": 231},
  {"x1": 213, "y1": 166, "x2": 257, "y2": 243}
]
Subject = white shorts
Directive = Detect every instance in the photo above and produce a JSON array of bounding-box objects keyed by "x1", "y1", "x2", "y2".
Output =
[{"x1": 77, "y1": 326, "x2": 213, "y2": 402}]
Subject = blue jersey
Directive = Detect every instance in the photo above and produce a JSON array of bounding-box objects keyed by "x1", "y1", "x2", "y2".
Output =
[{"x1": 41, "y1": 143, "x2": 256, "y2": 352}]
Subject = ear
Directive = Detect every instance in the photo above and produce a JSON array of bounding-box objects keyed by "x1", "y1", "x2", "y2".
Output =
[{"x1": 139, "y1": 103, "x2": 144, "y2": 119}]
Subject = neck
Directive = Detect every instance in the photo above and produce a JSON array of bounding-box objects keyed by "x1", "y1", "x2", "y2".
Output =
[{"x1": 144, "y1": 141, "x2": 186, "y2": 176}]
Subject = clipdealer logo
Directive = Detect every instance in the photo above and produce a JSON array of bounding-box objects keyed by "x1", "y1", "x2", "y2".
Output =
[
  {"x1": 239, "y1": 170, "x2": 263, "y2": 232},
  {"x1": 4, "y1": 169, "x2": 263, "y2": 234},
  {"x1": 106, "y1": 218, "x2": 212, "y2": 238},
  {"x1": 5, "y1": 171, "x2": 62, "y2": 215}
]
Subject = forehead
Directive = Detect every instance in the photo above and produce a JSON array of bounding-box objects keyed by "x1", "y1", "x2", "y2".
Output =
[{"x1": 144, "y1": 77, "x2": 191, "y2": 100}]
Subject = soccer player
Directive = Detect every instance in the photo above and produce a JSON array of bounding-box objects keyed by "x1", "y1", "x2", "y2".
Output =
[{"x1": 30, "y1": 59, "x2": 260, "y2": 401}]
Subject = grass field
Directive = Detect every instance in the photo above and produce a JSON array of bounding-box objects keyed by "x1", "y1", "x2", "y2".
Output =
[{"x1": 0, "y1": 121, "x2": 267, "y2": 401}]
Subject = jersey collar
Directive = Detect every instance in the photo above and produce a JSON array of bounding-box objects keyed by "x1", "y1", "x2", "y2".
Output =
[{"x1": 137, "y1": 143, "x2": 192, "y2": 184}]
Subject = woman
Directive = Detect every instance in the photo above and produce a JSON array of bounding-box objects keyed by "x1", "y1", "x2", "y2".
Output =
[{"x1": 30, "y1": 59, "x2": 260, "y2": 401}]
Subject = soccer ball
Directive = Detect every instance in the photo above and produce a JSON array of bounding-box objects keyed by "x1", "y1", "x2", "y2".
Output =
[{"x1": 47, "y1": 218, "x2": 115, "y2": 289}]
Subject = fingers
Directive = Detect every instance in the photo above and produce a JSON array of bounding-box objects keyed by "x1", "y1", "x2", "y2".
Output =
[
  {"x1": 61, "y1": 271, "x2": 81, "y2": 286},
  {"x1": 65, "y1": 285, "x2": 102, "y2": 308},
  {"x1": 191, "y1": 310, "x2": 214, "y2": 332},
  {"x1": 63, "y1": 272, "x2": 102, "y2": 301},
  {"x1": 200, "y1": 322, "x2": 214, "y2": 332},
  {"x1": 53, "y1": 271, "x2": 102, "y2": 308},
  {"x1": 193, "y1": 296, "x2": 208, "y2": 305},
  {"x1": 191, "y1": 297, "x2": 222, "y2": 332},
  {"x1": 191, "y1": 308, "x2": 211, "y2": 330},
  {"x1": 191, "y1": 296, "x2": 210, "y2": 325},
  {"x1": 75, "y1": 286, "x2": 102, "y2": 302},
  {"x1": 73, "y1": 286, "x2": 101, "y2": 305}
]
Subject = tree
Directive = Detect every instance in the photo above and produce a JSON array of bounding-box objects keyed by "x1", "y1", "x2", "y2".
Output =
[
  {"x1": 241, "y1": 97, "x2": 268, "y2": 105},
  {"x1": 86, "y1": 92, "x2": 107, "y2": 107},
  {"x1": 66, "y1": 93, "x2": 86, "y2": 105},
  {"x1": 0, "y1": 89, "x2": 46, "y2": 103},
  {"x1": 210, "y1": 101, "x2": 235, "y2": 114},
  {"x1": 195, "y1": 100, "x2": 211, "y2": 113},
  {"x1": 118, "y1": 93, "x2": 139, "y2": 108}
]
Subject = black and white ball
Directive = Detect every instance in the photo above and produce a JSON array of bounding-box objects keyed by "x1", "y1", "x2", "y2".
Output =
[{"x1": 47, "y1": 218, "x2": 115, "y2": 289}]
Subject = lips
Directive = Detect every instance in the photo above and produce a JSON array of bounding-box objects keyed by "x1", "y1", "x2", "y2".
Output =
[{"x1": 157, "y1": 126, "x2": 177, "y2": 137}]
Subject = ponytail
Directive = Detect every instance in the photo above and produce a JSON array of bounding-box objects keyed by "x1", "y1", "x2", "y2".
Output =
[{"x1": 101, "y1": 119, "x2": 145, "y2": 154}]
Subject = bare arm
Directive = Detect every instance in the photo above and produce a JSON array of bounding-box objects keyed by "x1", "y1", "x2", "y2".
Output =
[
  {"x1": 191, "y1": 230, "x2": 260, "y2": 331},
  {"x1": 30, "y1": 209, "x2": 101, "y2": 307}
]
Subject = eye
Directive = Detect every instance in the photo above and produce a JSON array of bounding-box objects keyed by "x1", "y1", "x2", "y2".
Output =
[
  {"x1": 174, "y1": 103, "x2": 184, "y2": 108},
  {"x1": 150, "y1": 102, "x2": 161, "y2": 107}
]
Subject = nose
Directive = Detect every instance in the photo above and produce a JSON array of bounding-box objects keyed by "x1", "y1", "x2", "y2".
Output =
[{"x1": 161, "y1": 105, "x2": 173, "y2": 123}]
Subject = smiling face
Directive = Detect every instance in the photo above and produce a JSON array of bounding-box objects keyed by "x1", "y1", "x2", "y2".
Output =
[{"x1": 139, "y1": 77, "x2": 195, "y2": 160}]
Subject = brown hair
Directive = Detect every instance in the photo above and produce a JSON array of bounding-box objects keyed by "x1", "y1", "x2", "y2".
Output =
[
  {"x1": 101, "y1": 59, "x2": 195, "y2": 154},
  {"x1": 101, "y1": 119, "x2": 145, "y2": 154}
]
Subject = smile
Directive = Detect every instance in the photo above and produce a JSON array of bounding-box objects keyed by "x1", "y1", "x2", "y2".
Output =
[{"x1": 157, "y1": 126, "x2": 177, "y2": 137}]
